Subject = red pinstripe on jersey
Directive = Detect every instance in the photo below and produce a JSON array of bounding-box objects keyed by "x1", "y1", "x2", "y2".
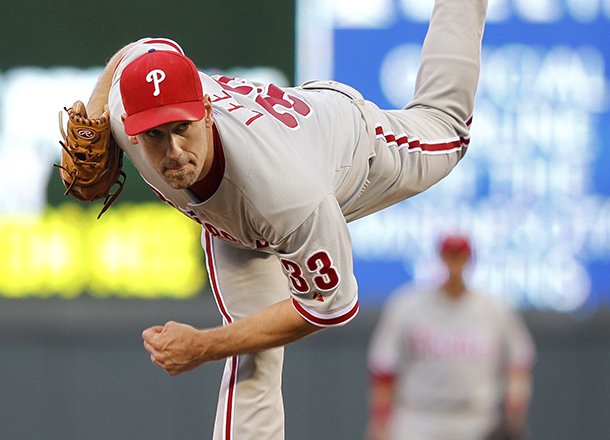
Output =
[
  {"x1": 291, "y1": 296, "x2": 359, "y2": 327},
  {"x1": 204, "y1": 231, "x2": 237, "y2": 440},
  {"x1": 375, "y1": 116, "x2": 473, "y2": 154}
]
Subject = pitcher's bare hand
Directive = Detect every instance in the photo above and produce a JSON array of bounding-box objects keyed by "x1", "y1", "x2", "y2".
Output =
[{"x1": 142, "y1": 321, "x2": 207, "y2": 376}]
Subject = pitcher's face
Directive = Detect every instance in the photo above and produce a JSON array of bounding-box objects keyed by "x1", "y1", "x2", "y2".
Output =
[{"x1": 127, "y1": 96, "x2": 215, "y2": 189}]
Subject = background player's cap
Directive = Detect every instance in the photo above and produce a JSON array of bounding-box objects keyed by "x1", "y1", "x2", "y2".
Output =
[
  {"x1": 120, "y1": 49, "x2": 205, "y2": 136},
  {"x1": 439, "y1": 234, "x2": 472, "y2": 257}
]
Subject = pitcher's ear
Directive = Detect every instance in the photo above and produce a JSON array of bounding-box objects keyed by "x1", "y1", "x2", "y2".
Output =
[
  {"x1": 122, "y1": 113, "x2": 139, "y2": 144},
  {"x1": 203, "y1": 95, "x2": 213, "y2": 127}
]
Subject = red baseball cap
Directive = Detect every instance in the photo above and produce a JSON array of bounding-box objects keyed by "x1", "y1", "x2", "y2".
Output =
[
  {"x1": 439, "y1": 235, "x2": 472, "y2": 257},
  {"x1": 120, "y1": 49, "x2": 206, "y2": 136}
]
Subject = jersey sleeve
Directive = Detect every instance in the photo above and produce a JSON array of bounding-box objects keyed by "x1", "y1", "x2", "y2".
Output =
[
  {"x1": 498, "y1": 303, "x2": 536, "y2": 371},
  {"x1": 273, "y1": 194, "x2": 359, "y2": 327},
  {"x1": 367, "y1": 289, "x2": 411, "y2": 377}
]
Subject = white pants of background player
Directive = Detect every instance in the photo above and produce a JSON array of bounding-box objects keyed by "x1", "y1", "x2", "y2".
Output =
[{"x1": 204, "y1": 0, "x2": 487, "y2": 438}]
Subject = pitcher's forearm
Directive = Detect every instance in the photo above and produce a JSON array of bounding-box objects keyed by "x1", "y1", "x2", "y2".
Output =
[
  {"x1": 142, "y1": 299, "x2": 322, "y2": 376},
  {"x1": 86, "y1": 41, "x2": 143, "y2": 117},
  {"x1": 202, "y1": 299, "x2": 321, "y2": 361}
]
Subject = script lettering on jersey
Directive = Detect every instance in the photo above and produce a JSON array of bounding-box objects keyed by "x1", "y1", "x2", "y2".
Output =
[
  {"x1": 203, "y1": 222, "x2": 270, "y2": 249},
  {"x1": 409, "y1": 327, "x2": 498, "y2": 361},
  {"x1": 146, "y1": 186, "x2": 270, "y2": 249},
  {"x1": 210, "y1": 75, "x2": 312, "y2": 129},
  {"x1": 203, "y1": 222, "x2": 242, "y2": 244},
  {"x1": 148, "y1": 186, "x2": 203, "y2": 225}
]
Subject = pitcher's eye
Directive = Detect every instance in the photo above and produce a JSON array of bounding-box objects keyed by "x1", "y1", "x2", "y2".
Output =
[
  {"x1": 145, "y1": 129, "x2": 162, "y2": 138},
  {"x1": 174, "y1": 123, "x2": 189, "y2": 133}
]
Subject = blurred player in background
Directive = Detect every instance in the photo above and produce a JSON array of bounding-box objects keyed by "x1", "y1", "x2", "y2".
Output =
[
  {"x1": 367, "y1": 234, "x2": 536, "y2": 440},
  {"x1": 68, "y1": 0, "x2": 489, "y2": 437}
]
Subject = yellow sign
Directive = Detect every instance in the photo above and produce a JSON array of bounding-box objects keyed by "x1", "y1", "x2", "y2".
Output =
[{"x1": 0, "y1": 203, "x2": 206, "y2": 299}]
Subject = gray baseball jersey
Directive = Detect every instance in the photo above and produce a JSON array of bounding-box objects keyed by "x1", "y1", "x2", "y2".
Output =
[
  {"x1": 108, "y1": 48, "x2": 471, "y2": 329},
  {"x1": 106, "y1": 0, "x2": 488, "y2": 437},
  {"x1": 368, "y1": 287, "x2": 536, "y2": 440}
]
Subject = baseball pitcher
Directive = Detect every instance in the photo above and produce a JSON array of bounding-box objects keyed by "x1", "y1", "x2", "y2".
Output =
[{"x1": 56, "y1": 0, "x2": 489, "y2": 438}]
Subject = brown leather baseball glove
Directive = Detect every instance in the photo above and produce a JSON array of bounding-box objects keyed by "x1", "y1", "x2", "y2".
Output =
[{"x1": 55, "y1": 101, "x2": 126, "y2": 218}]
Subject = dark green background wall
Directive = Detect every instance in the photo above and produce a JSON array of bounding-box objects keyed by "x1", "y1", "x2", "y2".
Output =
[{"x1": 2, "y1": 0, "x2": 295, "y2": 79}]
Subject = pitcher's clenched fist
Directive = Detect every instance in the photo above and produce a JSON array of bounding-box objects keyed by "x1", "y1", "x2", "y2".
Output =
[{"x1": 142, "y1": 321, "x2": 208, "y2": 376}]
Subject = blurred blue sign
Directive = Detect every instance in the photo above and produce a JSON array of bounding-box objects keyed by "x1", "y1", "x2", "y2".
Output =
[{"x1": 297, "y1": 0, "x2": 610, "y2": 312}]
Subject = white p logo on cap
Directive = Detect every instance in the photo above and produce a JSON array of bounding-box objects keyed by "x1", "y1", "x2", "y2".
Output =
[{"x1": 146, "y1": 69, "x2": 166, "y2": 97}]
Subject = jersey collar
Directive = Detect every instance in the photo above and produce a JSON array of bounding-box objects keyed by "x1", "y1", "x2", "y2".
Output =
[{"x1": 187, "y1": 124, "x2": 225, "y2": 202}]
